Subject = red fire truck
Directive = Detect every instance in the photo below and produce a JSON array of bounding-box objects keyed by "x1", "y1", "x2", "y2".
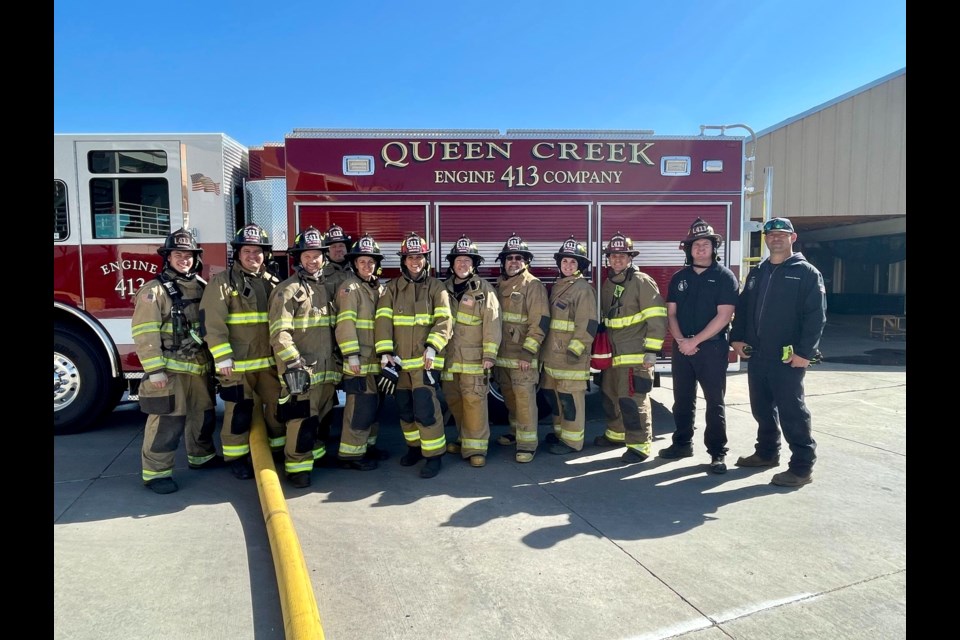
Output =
[{"x1": 54, "y1": 128, "x2": 754, "y2": 433}]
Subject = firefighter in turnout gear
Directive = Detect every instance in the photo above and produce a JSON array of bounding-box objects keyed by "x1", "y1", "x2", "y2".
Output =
[
  {"x1": 494, "y1": 233, "x2": 550, "y2": 463},
  {"x1": 267, "y1": 227, "x2": 342, "y2": 488},
  {"x1": 200, "y1": 224, "x2": 284, "y2": 480},
  {"x1": 335, "y1": 233, "x2": 390, "y2": 470},
  {"x1": 133, "y1": 229, "x2": 221, "y2": 494},
  {"x1": 318, "y1": 223, "x2": 353, "y2": 436},
  {"x1": 321, "y1": 223, "x2": 353, "y2": 289},
  {"x1": 441, "y1": 234, "x2": 502, "y2": 468},
  {"x1": 374, "y1": 232, "x2": 454, "y2": 478},
  {"x1": 597, "y1": 231, "x2": 668, "y2": 464},
  {"x1": 542, "y1": 236, "x2": 599, "y2": 454}
]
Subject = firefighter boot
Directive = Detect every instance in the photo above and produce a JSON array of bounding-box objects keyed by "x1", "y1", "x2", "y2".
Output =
[
  {"x1": 364, "y1": 444, "x2": 391, "y2": 461},
  {"x1": 288, "y1": 471, "x2": 312, "y2": 489},
  {"x1": 189, "y1": 454, "x2": 226, "y2": 470},
  {"x1": 593, "y1": 435, "x2": 620, "y2": 448},
  {"x1": 420, "y1": 456, "x2": 442, "y2": 479},
  {"x1": 145, "y1": 478, "x2": 179, "y2": 494},
  {"x1": 229, "y1": 456, "x2": 255, "y2": 480},
  {"x1": 400, "y1": 446, "x2": 424, "y2": 466},
  {"x1": 621, "y1": 443, "x2": 651, "y2": 464},
  {"x1": 339, "y1": 457, "x2": 378, "y2": 471}
]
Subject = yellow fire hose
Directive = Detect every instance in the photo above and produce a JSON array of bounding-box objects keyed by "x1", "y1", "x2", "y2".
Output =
[{"x1": 249, "y1": 398, "x2": 325, "y2": 640}]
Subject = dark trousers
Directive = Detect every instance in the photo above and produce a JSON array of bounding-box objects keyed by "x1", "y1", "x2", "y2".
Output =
[
  {"x1": 670, "y1": 340, "x2": 729, "y2": 456},
  {"x1": 746, "y1": 357, "x2": 817, "y2": 476}
]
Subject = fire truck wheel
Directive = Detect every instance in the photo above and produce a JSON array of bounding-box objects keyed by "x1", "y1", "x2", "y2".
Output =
[{"x1": 54, "y1": 327, "x2": 114, "y2": 435}]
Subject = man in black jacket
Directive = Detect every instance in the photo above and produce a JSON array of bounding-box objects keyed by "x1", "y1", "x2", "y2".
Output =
[{"x1": 730, "y1": 217, "x2": 826, "y2": 487}]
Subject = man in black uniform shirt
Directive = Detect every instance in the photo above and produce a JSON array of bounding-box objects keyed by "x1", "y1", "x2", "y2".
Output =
[{"x1": 660, "y1": 218, "x2": 740, "y2": 473}]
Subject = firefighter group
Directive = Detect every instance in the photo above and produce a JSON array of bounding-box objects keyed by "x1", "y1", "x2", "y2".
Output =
[{"x1": 132, "y1": 216, "x2": 825, "y2": 493}]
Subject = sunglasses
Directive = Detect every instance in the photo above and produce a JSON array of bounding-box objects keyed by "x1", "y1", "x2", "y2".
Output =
[
  {"x1": 763, "y1": 219, "x2": 793, "y2": 232},
  {"x1": 505, "y1": 255, "x2": 525, "y2": 261}
]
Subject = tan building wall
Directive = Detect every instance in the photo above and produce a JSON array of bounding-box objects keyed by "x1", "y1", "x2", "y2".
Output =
[
  {"x1": 749, "y1": 68, "x2": 905, "y2": 226},
  {"x1": 745, "y1": 68, "x2": 906, "y2": 314}
]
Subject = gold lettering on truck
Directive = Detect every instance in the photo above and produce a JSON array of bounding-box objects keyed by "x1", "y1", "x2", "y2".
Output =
[{"x1": 382, "y1": 141, "x2": 512, "y2": 168}]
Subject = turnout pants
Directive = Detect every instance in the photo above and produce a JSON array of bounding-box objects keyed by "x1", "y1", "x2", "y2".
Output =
[
  {"x1": 219, "y1": 369, "x2": 284, "y2": 462},
  {"x1": 338, "y1": 373, "x2": 383, "y2": 460},
  {"x1": 541, "y1": 373, "x2": 586, "y2": 451},
  {"x1": 600, "y1": 366, "x2": 653, "y2": 456},
  {"x1": 495, "y1": 366, "x2": 539, "y2": 453},
  {"x1": 442, "y1": 372, "x2": 490, "y2": 458},
  {"x1": 141, "y1": 371, "x2": 216, "y2": 483},
  {"x1": 395, "y1": 370, "x2": 446, "y2": 458},
  {"x1": 279, "y1": 382, "x2": 336, "y2": 475}
]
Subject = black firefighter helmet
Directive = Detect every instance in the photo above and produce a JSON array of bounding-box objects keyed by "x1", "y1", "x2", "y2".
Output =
[
  {"x1": 553, "y1": 235, "x2": 591, "y2": 275},
  {"x1": 496, "y1": 233, "x2": 534, "y2": 267},
  {"x1": 289, "y1": 226, "x2": 326, "y2": 257},
  {"x1": 446, "y1": 234, "x2": 484, "y2": 273},
  {"x1": 602, "y1": 231, "x2": 639, "y2": 257},
  {"x1": 679, "y1": 217, "x2": 723, "y2": 265},
  {"x1": 231, "y1": 223, "x2": 273, "y2": 251},
  {"x1": 346, "y1": 233, "x2": 384, "y2": 277},
  {"x1": 157, "y1": 228, "x2": 203, "y2": 274},
  {"x1": 322, "y1": 224, "x2": 352, "y2": 250}
]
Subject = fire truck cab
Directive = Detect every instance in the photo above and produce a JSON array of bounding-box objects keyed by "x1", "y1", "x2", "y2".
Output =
[{"x1": 53, "y1": 133, "x2": 248, "y2": 433}]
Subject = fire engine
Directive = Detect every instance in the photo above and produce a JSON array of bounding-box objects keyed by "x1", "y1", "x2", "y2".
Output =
[{"x1": 54, "y1": 127, "x2": 754, "y2": 433}]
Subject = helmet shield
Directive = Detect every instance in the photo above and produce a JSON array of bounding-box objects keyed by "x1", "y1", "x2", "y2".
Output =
[
  {"x1": 496, "y1": 233, "x2": 534, "y2": 263},
  {"x1": 446, "y1": 234, "x2": 483, "y2": 264},
  {"x1": 322, "y1": 224, "x2": 352, "y2": 248},
  {"x1": 679, "y1": 218, "x2": 723, "y2": 265},
  {"x1": 290, "y1": 227, "x2": 326, "y2": 255},
  {"x1": 602, "y1": 231, "x2": 639, "y2": 257},
  {"x1": 231, "y1": 224, "x2": 272, "y2": 250},
  {"x1": 397, "y1": 232, "x2": 430, "y2": 257},
  {"x1": 346, "y1": 234, "x2": 384, "y2": 277},
  {"x1": 158, "y1": 228, "x2": 202, "y2": 256},
  {"x1": 553, "y1": 235, "x2": 591, "y2": 274}
]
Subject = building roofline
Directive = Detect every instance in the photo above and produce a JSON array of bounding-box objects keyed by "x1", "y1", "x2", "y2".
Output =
[{"x1": 756, "y1": 67, "x2": 906, "y2": 137}]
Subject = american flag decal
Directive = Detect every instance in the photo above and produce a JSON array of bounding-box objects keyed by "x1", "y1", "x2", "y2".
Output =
[{"x1": 190, "y1": 173, "x2": 221, "y2": 195}]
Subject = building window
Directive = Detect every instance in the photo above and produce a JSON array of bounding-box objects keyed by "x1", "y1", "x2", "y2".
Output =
[{"x1": 54, "y1": 180, "x2": 69, "y2": 241}]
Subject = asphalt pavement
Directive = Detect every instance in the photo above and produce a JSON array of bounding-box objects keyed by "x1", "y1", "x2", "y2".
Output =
[{"x1": 54, "y1": 313, "x2": 906, "y2": 640}]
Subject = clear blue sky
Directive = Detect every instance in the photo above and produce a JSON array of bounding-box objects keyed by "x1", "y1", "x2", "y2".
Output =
[{"x1": 54, "y1": 0, "x2": 906, "y2": 148}]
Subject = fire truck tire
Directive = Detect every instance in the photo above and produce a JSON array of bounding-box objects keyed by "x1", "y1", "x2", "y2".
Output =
[{"x1": 54, "y1": 327, "x2": 115, "y2": 434}]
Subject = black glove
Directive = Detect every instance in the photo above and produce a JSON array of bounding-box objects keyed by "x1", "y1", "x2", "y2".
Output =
[
  {"x1": 283, "y1": 367, "x2": 311, "y2": 396},
  {"x1": 377, "y1": 361, "x2": 400, "y2": 395},
  {"x1": 423, "y1": 369, "x2": 439, "y2": 388}
]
